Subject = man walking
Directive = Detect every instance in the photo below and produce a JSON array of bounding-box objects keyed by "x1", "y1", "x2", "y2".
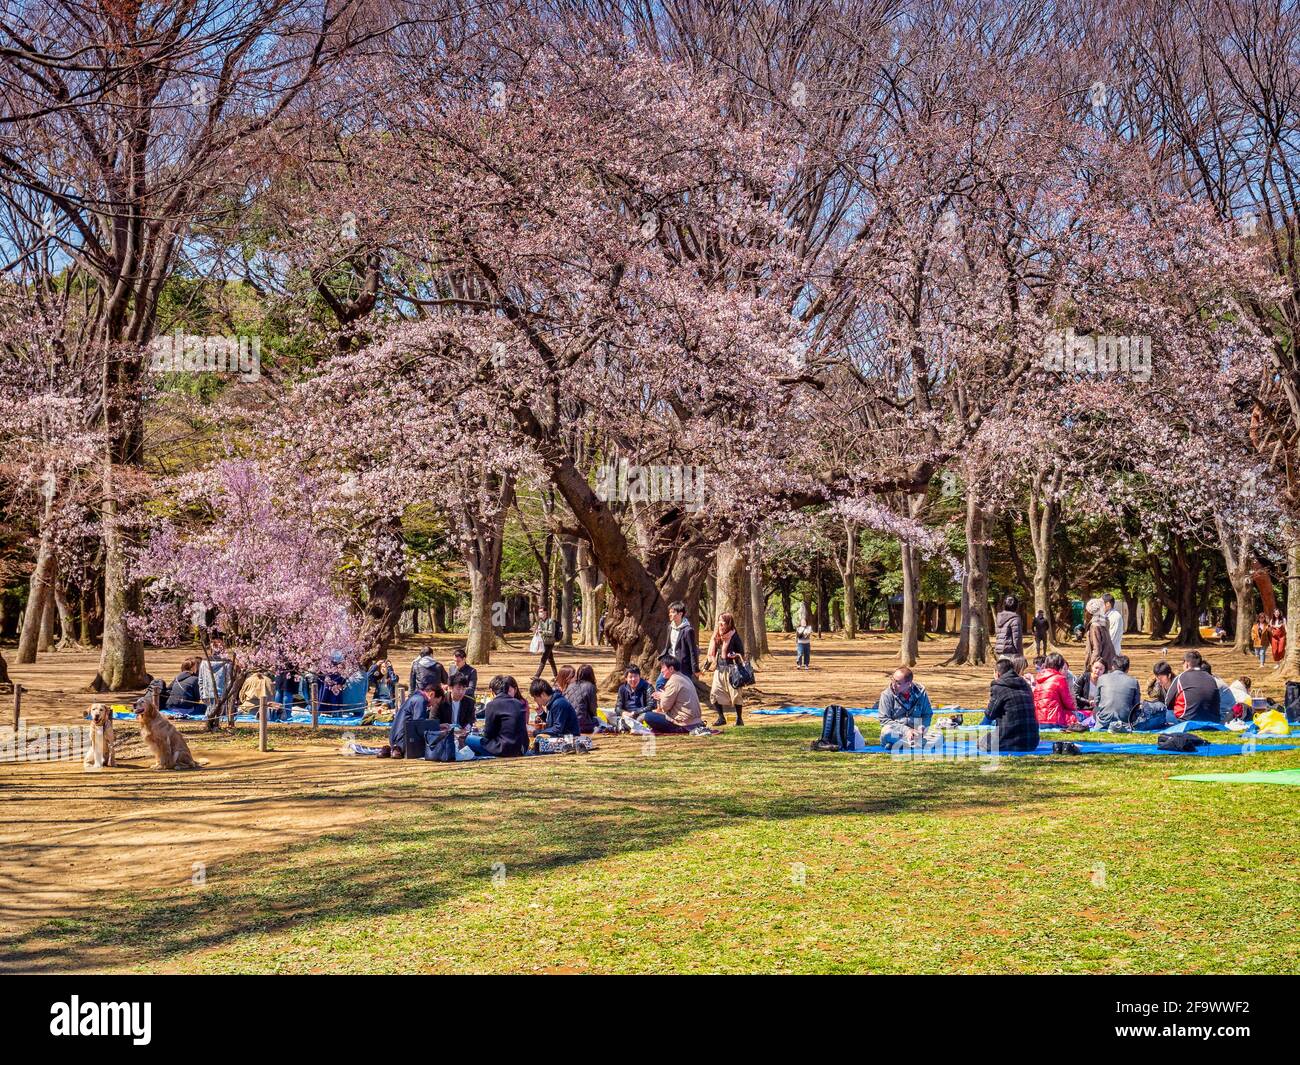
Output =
[
  {"x1": 533, "y1": 609, "x2": 558, "y2": 679},
  {"x1": 1101, "y1": 593, "x2": 1124, "y2": 653}
]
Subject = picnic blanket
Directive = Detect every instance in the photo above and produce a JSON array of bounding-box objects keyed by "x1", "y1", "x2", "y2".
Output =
[
  {"x1": 752, "y1": 706, "x2": 879, "y2": 716},
  {"x1": 847, "y1": 740, "x2": 1295, "y2": 758},
  {"x1": 103, "y1": 707, "x2": 387, "y2": 728},
  {"x1": 1171, "y1": 767, "x2": 1300, "y2": 786}
]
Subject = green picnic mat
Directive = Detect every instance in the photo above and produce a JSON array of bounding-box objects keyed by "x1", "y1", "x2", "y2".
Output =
[{"x1": 1171, "y1": 767, "x2": 1300, "y2": 786}]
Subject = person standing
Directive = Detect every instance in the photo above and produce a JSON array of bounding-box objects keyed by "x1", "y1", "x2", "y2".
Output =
[
  {"x1": 1270, "y1": 609, "x2": 1287, "y2": 664},
  {"x1": 408, "y1": 646, "x2": 448, "y2": 692},
  {"x1": 706, "y1": 611, "x2": 745, "y2": 727},
  {"x1": 659, "y1": 601, "x2": 699, "y2": 685},
  {"x1": 1253, "y1": 613, "x2": 1271, "y2": 666},
  {"x1": 993, "y1": 596, "x2": 1023, "y2": 657},
  {"x1": 1032, "y1": 610, "x2": 1050, "y2": 657},
  {"x1": 200, "y1": 636, "x2": 233, "y2": 730},
  {"x1": 1082, "y1": 599, "x2": 1117, "y2": 676},
  {"x1": 1101, "y1": 594, "x2": 1124, "y2": 653},
  {"x1": 533, "y1": 610, "x2": 558, "y2": 679},
  {"x1": 794, "y1": 619, "x2": 813, "y2": 670}
]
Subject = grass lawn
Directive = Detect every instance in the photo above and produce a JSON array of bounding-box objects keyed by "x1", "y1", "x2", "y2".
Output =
[{"x1": 7, "y1": 718, "x2": 1300, "y2": 974}]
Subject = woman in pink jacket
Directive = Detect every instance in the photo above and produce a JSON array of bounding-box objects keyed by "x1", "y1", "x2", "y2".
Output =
[{"x1": 1032, "y1": 653, "x2": 1079, "y2": 727}]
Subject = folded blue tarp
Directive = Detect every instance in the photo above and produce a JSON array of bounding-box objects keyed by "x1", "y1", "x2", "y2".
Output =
[{"x1": 848, "y1": 740, "x2": 1295, "y2": 757}]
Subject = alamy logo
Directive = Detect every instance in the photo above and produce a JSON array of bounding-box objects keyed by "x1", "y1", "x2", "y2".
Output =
[
  {"x1": 148, "y1": 331, "x2": 261, "y2": 380},
  {"x1": 49, "y1": 996, "x2": 151, "y2": 1045},
  {"x1": 594, "y1": 458, "x2": 706, "y2": 511}
]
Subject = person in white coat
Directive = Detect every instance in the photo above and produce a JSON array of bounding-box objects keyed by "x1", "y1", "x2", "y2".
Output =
[{"x1": 1101, "y1": 593, "x2": 1124, "y2": 654}]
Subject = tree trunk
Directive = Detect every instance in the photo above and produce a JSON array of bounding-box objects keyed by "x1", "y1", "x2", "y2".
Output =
[
  {"x1": 898, "y1": 495, "x2": 924, "y2": 666},
  {"x1": 1027, "y1": 467, "x2": 1062, "y2": 639},
  {"x1": 559, "y1": 537, "x2": 577, "y2": 646},
  {"x1": 1285, "y1": 529, "x2": 1300, "y2": 679},
  {"x1": 576, "y1": 542, "x2": 602, "y2": 646},
  {"x1": 948, "y1": 489, "x2": 990, "y2": 665},
  {"x1": 93, "y1": 471, "x2": 148, "y2": 691},
  {"x1": 17, "y1": 486, "x2": 58, "y2": 664},
  {"x1": 748, "y1": 546, "x2": 769, "y2": 659},
  {"x1": 835, "y1": 519, "x2": 859, "y2": 640},
  {"x1": 1216, "y1": 516, "x2": 1255, "y2": 656},
  {"x1": 778, "y1": 577, "x2": 794, "y2": 632}
]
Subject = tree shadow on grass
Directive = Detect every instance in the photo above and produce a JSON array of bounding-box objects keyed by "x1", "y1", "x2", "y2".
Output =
[{"x1": 0, "y1": 731, "x2": 1077, "y2": 971}]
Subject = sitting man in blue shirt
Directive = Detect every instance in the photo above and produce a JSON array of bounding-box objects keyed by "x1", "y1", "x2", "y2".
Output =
[
  {"x1": 877, "y1": 667, "x2": 934, "y2": 748},
  {"x1": 529, "y1": 678, "x2": 580, "y2": 737},
  {"x1": 615, "y1": 664, "x2": 654, "y2": 720},
  {"x1": 389, "y1": 677, "x2": 440, "y2": 758}
]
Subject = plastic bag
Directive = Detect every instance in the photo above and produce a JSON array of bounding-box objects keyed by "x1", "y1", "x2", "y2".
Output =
[
  {"x1": 528, "y1": 633, "x2": 544, "y2": 654},
  {"x1": 1253, "y1": 709, "x2": 1291, "y2": 736}
]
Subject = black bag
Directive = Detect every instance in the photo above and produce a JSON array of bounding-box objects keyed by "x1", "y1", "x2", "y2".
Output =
[
  {"x1": 423, "y1": 725, "x2": 458, "y2": 762},
  {"x1": 728, "y1": 659, "x2": 756, "y2": 689},
  {"x1": 1285, "y1": 681, "x2": 1300, "y2": 723},
  {"x1": 814, "y1": 704, "x2": 855, "y2": 751},
  {"x1": 1157, "y1": 732, "x2": 1207, "y2": 752}
]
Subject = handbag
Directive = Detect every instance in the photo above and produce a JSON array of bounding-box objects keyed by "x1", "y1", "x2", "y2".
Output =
[
  {"x1": 422, "y1": 723, "x2": 458, "y2": 761},
  {"x1": 728, "y1": 659, "x2": 756, "y2": 689}
]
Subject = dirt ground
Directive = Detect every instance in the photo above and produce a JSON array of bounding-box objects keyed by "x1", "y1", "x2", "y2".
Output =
[{"x1": 0, "y1": 628, "x2": 1283, "y2": 967}]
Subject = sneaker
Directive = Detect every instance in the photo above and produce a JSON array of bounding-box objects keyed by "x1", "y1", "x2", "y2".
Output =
[
  {"x1": 1052, "y1": 741, "x2": 1082, "y2": 755},
  {"x1": 1107, "y1": 721, "x2": 1132, "y2": 734},
  {"x1": 810, "y1": 739, "x2": 840, "y2": 752}
]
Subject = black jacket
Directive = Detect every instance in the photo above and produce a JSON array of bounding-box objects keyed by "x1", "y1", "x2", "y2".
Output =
[
  {"x1": 984, "y1": 673, "x2": 1039, "y2": 751},
  {"x1": 452, "y1": 663, "x2": 478, "y2": 700},
  {"x1": 439, "y1": 695, "x2": 477, "y2": 729},
  {"x1": 616, "y1": 678, "x2": 654, "y2": 715},
  {"x1": 480, "y1": 695, "x2": 529, "y2": 757},
  {"x1": 166, "y1": 671, "x2": 202, "y2": 711},
  {"x1": 661, "y1": 620, "x2": 699, "y2": 677}
]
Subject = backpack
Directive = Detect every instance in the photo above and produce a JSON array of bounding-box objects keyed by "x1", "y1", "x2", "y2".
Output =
[
  {"x1": 1285, "y1": 681, "x2": 1300, "y2": 723},
  {"x1": 1157, "y1": 732, "x2": 1207, "y2": 752},
  {"x1": 813, "y1": 704, "x2": 855, "y2": 751}
]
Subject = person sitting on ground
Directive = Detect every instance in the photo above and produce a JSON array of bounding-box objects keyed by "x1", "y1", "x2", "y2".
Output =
[
  {"x1": 441, "y1": 673, "x2": 478, "y2": 729},
  {"x1": 1164, "y1": 650, "x2": 1222, "y2": 724},
  {"x1": 877, "y1": 667, "x2": 934, "y2": 747},
  {"x1": 1032, "y1": 652, "x2": 1081, "y2": 728},
  {"x1": 980, "y1": 657, "x2": 1039, "y2": 752},
  {"x1": 450, "y1": 648, "x2": 478, "y2": 702},
  {"x1": 1229, "y1": 674, "x2": 1253, "y2": 717},
  {"x1": 238, "y1": 667, "x2": 276, "y2": 713},
  {"x1": 565, "y1": 663, "x2": 600, "y2": 734},
  {"x1": 1095, "y1": 654, "x2": 1141, "y2": 729},
  {"x1": 1074, "y1": 658, "x2": 1105, "y2": 718},
  {"x1": 166, "y1": 658, "x2": 205, "y2": 714},
  {"x1": 616, "y1": 665, "x2": 655, "y2": 719},
  {"x1": 389, "y1": 675, "x2": 442, "y2": 758},
  {"x1": 530, "y1": 678, "x2": 580, "y2": 738},
  {"x1": 993, "y1": 596, "x2": 1023, "y2": 657},
  {"x1": 408, "y1": 646, "x2": 448, "y2": 693},
  {"x1": 644, "y1": 654, "x2": 704, "y2": 734},
  {"x1": 366, "y1": 658, "x2": 399, "y2": 709},
  {"x1": 1199, "y1": 659, "x2": 1237, "y2": 721},
  {"x1": 465, "y1": 675, "x2": 530, "y2": 758}
]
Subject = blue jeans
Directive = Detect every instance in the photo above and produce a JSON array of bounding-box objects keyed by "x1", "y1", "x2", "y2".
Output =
[
  {"x1": 463, "y1": 734, "x2": 496, "y2": 758},
  {"x1": 795, "y1": 642, "x2": 810, "y2": 667},
  {"x1": 1257, "y1": 648, "x2": 1267, "y2": 665}
]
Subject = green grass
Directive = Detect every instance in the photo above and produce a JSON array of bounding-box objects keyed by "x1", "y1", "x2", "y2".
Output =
[{"x1": 8, "y1": 722, "x2": 1300, "y2": 973}]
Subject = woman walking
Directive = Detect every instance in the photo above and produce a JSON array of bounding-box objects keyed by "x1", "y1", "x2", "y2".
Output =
[
  {"x1": 706, "y1": 611, "x2": 746, "y2": 727},
  {"x1": 1270, "y1": 609, "x2": 1287, "y2": 664}
]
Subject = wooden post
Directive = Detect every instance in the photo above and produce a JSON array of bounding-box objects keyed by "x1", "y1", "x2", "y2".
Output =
[
  {"x1": 396, "y1": 683, "x2": 408, "y2": 708},
  {"x1": 310, "y1": 679, "x2": 319, "y2": 729},
  {"x1": 258, "y1": 696, "x2": 268, "y2": 752},
  {"x1": 12, "y1": 683, "x2": 21, "y2": 731}
]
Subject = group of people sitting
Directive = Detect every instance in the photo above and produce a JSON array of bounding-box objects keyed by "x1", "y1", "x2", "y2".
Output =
[
  {"x1": 874, "y1": 646, "x2": 1257, "y2": 755},
  {"x1": 386, "y1": 648, "x2": 718, "y2": 758}
]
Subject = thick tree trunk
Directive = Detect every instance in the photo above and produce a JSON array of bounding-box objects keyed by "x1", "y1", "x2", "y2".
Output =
[
  {"x1": 466, "y1": 564, "x2": 495, "y2": 664},
  {"x1": 93, "y1": 466, "x2": 148, "y2": 692},
  {"x1": 900, "y1": 541, "x2": 920, "y2": 667},
  {"x1": 778, "y1": 577, "x2": 794, "y2": 632},
  {"x1": 357, "y1": 519, "x2": 410, "y2": 663},
  {"x1": 948, "y1": 490, "x2": 990, "y2": 665},
  {"x1": 560, "y1": 537, "x2": 577, "y2": 646},
  {"x1": 1216, "y1": 517, "x2": 1255, "y2": 656}
]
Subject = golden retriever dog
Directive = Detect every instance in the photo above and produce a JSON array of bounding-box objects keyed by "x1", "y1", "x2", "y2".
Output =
[
  {"x1": 84, "y1": 702, "x2": 115, "y2": 769},
  {"x1": 138, "y1": 691, "x2": 199, "y2": 770}
]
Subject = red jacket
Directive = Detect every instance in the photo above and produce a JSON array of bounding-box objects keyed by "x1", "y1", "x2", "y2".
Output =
[{"x1": 1033, "y1": 668, "x2": 1078, "y2": 727}]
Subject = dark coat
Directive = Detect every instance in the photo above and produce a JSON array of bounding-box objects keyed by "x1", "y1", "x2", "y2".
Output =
[
  {"x1": 438, "y1": 695, "x2": 477, "y2": 729},
  {"x1": 993, "y1": 611, "x2": 1023, "y2": 656},
  {"x1": 984, "y1": 673, "x2": 1039, "y2": 752},
  {"x1": 480, "y1": 695, "x2": 529, "y2": 757},
  {"x1": 661, "y1": 620, "x2": 700, "y2": 677}
]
